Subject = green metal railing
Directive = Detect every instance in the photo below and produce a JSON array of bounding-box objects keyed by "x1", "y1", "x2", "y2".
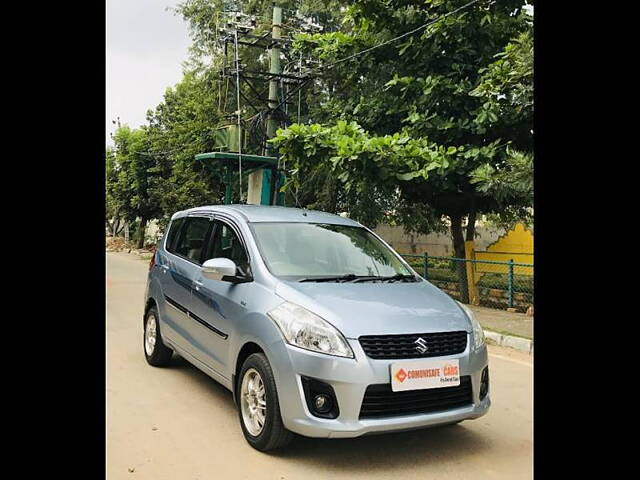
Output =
[{"x1": 401, "y1": 254, "x2": 534, "y2": 312}]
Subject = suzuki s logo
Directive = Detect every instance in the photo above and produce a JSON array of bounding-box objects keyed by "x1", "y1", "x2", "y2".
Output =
[{"x1": 415, "y1": 337, "x2": 428, "y2": 353}]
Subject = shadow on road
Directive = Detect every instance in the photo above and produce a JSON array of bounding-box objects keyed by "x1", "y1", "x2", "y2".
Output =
[
  {"x1": 269, "y1": 423, "x2": 492, "y2": 473},
  {"x1": 168, "y1": 354, "x2": 236, "y2": 403},
  {"x1": 166, "y1": 353, "x2": 493, "y2": 474}
]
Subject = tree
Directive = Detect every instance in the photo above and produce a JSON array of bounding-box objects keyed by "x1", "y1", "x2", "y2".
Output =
[
  {"x1": 145, "y1": 71, "x2": 227, "y2": 230},
  {"x1": 104, "y1": 0, "x2": 533, "y2": 285},
  {"x1": 469, "y1": 27, "x2": 533, "y2": 218},
  {"x1": 109, "y1": 126, "x2": 166, "y2": 248},
  {"x1": 106, "y1": 147, "x2": 125, "y2": 236},
  {"x1": 272, "y1": 0, "x2": 533, "y2": 301}
]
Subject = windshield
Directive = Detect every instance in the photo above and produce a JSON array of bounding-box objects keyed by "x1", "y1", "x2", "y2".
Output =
[{"x1": 250, "y1": 222, "x2": 413, "y2": 281}]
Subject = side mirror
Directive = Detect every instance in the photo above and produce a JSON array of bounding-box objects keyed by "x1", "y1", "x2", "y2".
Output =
[{"x1": 202, "y1": 258, "x2": 237, "y2": 281}]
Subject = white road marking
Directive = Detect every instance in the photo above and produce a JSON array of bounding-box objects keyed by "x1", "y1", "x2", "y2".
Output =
[{"x1": 489, "y1": 353, "x2": 533, "y2": 368}]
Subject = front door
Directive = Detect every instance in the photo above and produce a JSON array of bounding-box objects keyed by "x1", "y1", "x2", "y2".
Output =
[{"x1": 189, "y1": 218, "x2": 252, "y2": 375}]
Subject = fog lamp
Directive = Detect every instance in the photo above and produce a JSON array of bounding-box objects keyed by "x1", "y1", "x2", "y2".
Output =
[
  {"x1": 301, "y1": 376, "x2": 339, "y2": 419},
  {"x1": 314, "y1": 394, "x2": 332, "y2": 413}
]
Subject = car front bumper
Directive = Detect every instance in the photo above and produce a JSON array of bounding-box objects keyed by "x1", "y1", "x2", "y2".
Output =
[{"x1": 270, "y1": 336, "x2": 490, "y2": 439}]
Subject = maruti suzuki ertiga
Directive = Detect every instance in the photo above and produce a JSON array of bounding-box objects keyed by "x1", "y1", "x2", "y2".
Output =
[{"x1": 143, "y1": 205, "x2": 490, "y2": 451}]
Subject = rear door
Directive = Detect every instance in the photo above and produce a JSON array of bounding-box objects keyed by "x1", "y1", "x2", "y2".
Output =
[
  {"x1": 155, "y1": 217, "x2": 185, "y2": 344},
  {"x1": 157, "y1": 214, "x2": 214, "y2": 359}
]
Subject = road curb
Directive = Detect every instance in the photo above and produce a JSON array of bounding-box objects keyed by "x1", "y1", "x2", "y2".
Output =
[{"x1": 484, "y1": 330, "x2": 533, "y2": 355}]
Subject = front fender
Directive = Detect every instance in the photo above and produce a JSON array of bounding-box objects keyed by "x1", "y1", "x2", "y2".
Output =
[
  {"x1": 231, "y1": 311, "x2": 285, "y2": 372},
  {"x1": 230, "y1": 311, "x2": 291, "y2": 402}
]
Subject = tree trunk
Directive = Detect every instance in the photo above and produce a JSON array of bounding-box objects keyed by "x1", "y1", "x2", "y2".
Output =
[
  {"x1": 108, "y1": 207, "x2": 121, "y2": 237},
  {"x1": 137, "y1": 217, "x2": 148, "y2": 249},
  {"x1": 450, "y1": 214, "x2": 469, "y2": 303},
  {"x1": 466, "y1": 209, "x2": 477, "y2": 242}
]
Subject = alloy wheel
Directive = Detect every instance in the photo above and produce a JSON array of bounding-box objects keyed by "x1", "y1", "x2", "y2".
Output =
[
  {"x1": 240, "y1": 368, "x2": 267, "y2": 436},
  {"x1": 145, "y1": 313, "x2": 157, "y2": 356}
]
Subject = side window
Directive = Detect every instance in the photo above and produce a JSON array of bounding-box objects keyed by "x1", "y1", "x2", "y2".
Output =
[
  {"x1": 207, "y1": 221, "x2": 250, "y2": 276},
  {"x1": 174, "y1": 217, "x2": 212, "y2": 264},
  {"x1": 165, "y1": 218, "x2": 185, "y2": 254}
]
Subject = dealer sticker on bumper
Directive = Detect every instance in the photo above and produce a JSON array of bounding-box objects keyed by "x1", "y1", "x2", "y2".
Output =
[{"x1": 391, "y1": 358, "x2": 460, "y2": 392}]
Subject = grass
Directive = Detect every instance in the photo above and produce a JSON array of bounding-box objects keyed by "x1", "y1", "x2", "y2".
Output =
[
  {"x1": 477, "y1": 273, "x2": 533, "y2": 293},
  {"x1": 405, "y1": 257, "x2": 533, "y2": 294}
]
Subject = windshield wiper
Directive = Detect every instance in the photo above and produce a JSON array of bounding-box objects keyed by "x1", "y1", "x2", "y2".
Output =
[
  {"x1": 350, "y1": 273, "x2": 418, "y2": 283},
  {"x1": 299, "y1": 274, "x2": 370, "y2": 283},
  {"x1": 299, "y1": 273, "x2": 417, "y2": 283},
  {"x1": 382, "y1": 273, "x2": 418, "y2": 283}
]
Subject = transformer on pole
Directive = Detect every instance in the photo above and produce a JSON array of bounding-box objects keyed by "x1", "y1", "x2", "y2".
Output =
[{"x1": 195, "y1": 4, "x2": 320, "y2": 206}]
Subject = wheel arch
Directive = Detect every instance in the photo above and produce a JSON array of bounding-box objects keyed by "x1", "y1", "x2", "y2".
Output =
[
  {"x1": 232, "y1": 341, "x2": 265, "y2": 405},
  {"x1": 143, "y1": 297, "x2": 158, "y2": 325}
]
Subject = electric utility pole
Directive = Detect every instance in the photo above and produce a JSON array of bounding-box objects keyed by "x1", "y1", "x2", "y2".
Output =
[
  {"x1": 196, "y1": 4, "x2": 319, "y2": 205},
  {"x1": 246, "y1": 4, "x2": 282, "y2": 203},
  {"x1": 265, "y1": 5, "x2": 282, "y2": 157}
]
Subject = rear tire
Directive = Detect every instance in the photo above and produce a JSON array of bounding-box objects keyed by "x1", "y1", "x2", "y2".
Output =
[
  {"x1": 237, "y1": 353, "x2": 293, "y2": 451},
  {"x1": 143, "y1": 306, "x2": 173, "y2": 367}
]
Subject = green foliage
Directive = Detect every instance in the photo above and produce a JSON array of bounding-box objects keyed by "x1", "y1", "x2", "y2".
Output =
[
  {"x1": 106, "y1": 0, "x2": 533, "y2": 252},
  {"x1": 145, "y1": 71, "x2": 227, "y2": 228},
  {"x1": 482, "y1": 208, "x2": 533, "y2": 232},
  {"x1": 471, "y1": 148, "x2": 533, "y2": 203},
  {"x1": 273, "y1": 0, "x2": 533, "y2": 233},
  {"x1": 108, "y1": 126, "x2": 164, "y2": 223},
  {"x1": 271, "y1": 0, "x2": 534, "y2": 302},
  {"x1": 106, "y1": 147, "x2": 120, "y2": 218},
  {"x1": 272, "y1": 120, "x2": 457, "y2": 227},
  {"x1": 470, "y1": 29, "x2": 533, "y2": 142},
  {"x1": 106, "y1": 72, "x2": 227, "y2": 233},
  {"x1": 272, "y1": 118, "x2": 529, "y2": 225}
]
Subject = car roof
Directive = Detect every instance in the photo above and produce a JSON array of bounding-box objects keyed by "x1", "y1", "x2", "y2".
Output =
[{"x1": 172, "y1": 204, "x2": 363, "y2": 227}]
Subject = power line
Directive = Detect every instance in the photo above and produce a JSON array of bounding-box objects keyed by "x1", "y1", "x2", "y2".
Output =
[{"x1": 321, "y1": 0, "x2": 484, "y2": 71}]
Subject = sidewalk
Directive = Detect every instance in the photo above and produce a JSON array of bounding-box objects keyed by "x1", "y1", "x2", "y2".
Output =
[
  {"x1": 468, "y1": 305, "x2": 533, "y2": 340},
  {"x1": 468, "y1": 304, "x2": 533, "y2": 354}
]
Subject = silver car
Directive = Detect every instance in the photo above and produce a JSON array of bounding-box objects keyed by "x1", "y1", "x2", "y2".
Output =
[{"x1": 143, "y1": 205, "x2": 490, "y2": 451}]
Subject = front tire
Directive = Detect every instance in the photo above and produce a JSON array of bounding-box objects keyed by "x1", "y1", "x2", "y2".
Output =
[
  {"x1": 143, "y1": 306, "x2": 173, "y2": 366},
  {"x1": 237, "y1": 353, "x2": 293, "y2": 451}
]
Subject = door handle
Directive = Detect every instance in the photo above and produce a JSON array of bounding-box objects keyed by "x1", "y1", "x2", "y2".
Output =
[
  {"x1": 160, "y1": 265, "x2": 169, "y2": 273},
  {"x1": 193, "y1": 280, "x2": 203, "y2": 290}
]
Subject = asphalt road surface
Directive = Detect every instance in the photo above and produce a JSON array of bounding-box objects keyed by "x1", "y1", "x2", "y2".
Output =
[{"x1": 107, "y1": 252, "x2": 532, "y2": 480}]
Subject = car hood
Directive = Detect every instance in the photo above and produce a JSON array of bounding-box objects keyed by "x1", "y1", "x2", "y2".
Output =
[{"x1": 274, "y1": 280, "x2": 472, "y2": 338}]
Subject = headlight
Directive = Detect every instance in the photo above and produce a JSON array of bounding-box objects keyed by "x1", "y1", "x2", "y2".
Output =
[
  {"x1": 457, "y1": 301, "x2": 485, "y2": 349},
  {"x1": 267, "y1": 301, "x2": 354, "y2": 358}
]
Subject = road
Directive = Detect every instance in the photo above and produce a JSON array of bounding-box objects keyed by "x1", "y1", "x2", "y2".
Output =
[{"x1": 107, "y1": 252, "x2": 532, "y2": 480}]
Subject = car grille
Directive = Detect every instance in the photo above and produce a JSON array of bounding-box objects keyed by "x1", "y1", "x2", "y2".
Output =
[
  {"x1": 359, "y1": 331, "x2": 468, "y2": 359},
  {"x1": 359, "y1": 376, "x2": 473, "y2": 419}
]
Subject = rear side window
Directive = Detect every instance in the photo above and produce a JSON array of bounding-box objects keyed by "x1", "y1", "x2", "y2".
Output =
[
  {"x1": 165, "y1": 218, "x2": 185, "y2": 253},
  {"x1": 173, "y1": 217, "x2": 212, "y2": 264}
]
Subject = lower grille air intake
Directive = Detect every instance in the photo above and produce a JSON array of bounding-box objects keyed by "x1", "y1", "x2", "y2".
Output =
[{"x1": 359, "y1": 376, "x2": 473, "y2": 419}]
